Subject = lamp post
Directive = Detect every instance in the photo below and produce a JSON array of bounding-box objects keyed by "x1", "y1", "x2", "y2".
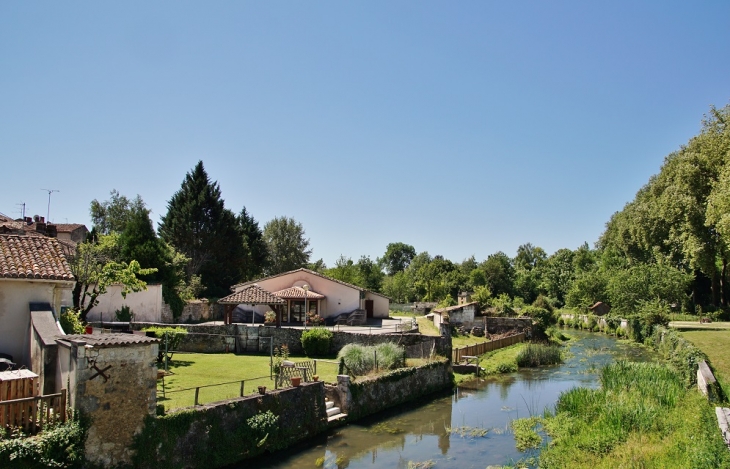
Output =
[{"x1": 303, "y1": 284, "x2": 310, "y2": 330}]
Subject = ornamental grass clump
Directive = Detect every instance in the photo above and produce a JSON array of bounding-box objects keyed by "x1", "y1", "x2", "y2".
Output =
[
  {"x1": 337, "y1": 343, "x2": 405, "y2": 375},
  {"x1": 515, "y1": 343, "x2": 563, "y2": 367}
]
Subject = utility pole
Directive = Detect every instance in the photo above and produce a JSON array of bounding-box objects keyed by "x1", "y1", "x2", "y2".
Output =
[{"x1": 41, "y1": 189, "x2": 59, "y2": 222}]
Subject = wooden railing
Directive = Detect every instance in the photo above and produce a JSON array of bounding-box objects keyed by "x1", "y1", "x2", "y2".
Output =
[
  {"x1": 0, "y1": 389, "x2": 67, "y2": 435},
  {"x1": 452, "y1": 333, "x2": 525, "y2": 363}
]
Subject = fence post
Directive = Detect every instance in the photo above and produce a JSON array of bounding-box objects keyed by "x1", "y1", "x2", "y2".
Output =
[
  {"x1": 240, "y1": 381, "x2": 245, "y2": 397},
  {"x1": 314, "y1": 360, "x2": 317, "y2": 376},
  {"x1": 374, "y1": 350, "x2": 378, "y2": 372},
  {"x1": 164, "y1": 331, "x2": 169, "y2": 372},
  {"x1": 339, "y1": 357, "x2": 345, "y2": 375},
  {"x1": 194, "y1": 387, "x2": 200, "y2": 406},
  {"x1": 402, "y1": 349, "x2": 407, "y2": 367}
]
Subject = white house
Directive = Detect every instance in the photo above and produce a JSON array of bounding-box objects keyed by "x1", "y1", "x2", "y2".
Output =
[
  {"x1": 0, "y1": 234, "x2": 75, "y2": 367},
  {"x1": 228, "y1": 268, "x2": 390, "y2": 323}
]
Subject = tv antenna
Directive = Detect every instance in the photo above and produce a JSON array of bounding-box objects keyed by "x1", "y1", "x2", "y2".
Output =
[
  {"x1": 41, "y1": 189, "x2": 59, "y2": 222},
  {"x1": 16, "y1": 202, "x2": 26, "y2": 219}
]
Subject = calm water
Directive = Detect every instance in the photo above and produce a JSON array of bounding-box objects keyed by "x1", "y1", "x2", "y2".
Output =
[{"x1": 245, "y1": 331, "x2": 656, "y2": 469}]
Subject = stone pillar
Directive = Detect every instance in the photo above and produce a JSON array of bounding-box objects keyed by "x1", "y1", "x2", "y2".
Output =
[{"x1": 336, "y1": 375, "x2": 352, "y2": 414}]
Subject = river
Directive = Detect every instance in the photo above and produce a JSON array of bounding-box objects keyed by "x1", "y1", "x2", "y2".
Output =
[{"x1": 245, "y1": 330, "x2": 656, "y2": 469}]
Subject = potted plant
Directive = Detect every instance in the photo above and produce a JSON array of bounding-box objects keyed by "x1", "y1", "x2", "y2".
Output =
[
  {"x1": 291, "y1": 376, "x2": 301, "y2": 387},
  {"x1": 264, "y1": 311, "x2": 277, "y2": 324},
  {"x1": 258, "y1": 385, "x2": 266, "y2": 395},
  {"x1": 312, "y1": 375, "x2": 319, "y2": 382}
]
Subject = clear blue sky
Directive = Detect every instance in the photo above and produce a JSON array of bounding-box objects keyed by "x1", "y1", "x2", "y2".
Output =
[{"x1": 2, "y1": 2, "x2": 728, "y2": 267}]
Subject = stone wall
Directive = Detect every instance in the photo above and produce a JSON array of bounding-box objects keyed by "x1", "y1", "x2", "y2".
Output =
[
  {"x1": 331, "y1": 359, "x2": 452, "y2": 421},
  {"x1": 56, "y1": 336, "x2": 158, "y2": 467},
  {"x1": 483, "y1": 317, "x2": 532, "y2": 335},
  {"x1": 133, "y1": 382, "x2": 328, "y2": 469}
]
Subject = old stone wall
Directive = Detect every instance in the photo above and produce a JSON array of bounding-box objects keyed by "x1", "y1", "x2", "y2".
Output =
[
  {"x1": 483, "y1": 317, "x2": 532, "y2": 335},
  {"x1": 133, "y1": 382, "x2": 328, "y2": 469},
  {"x1": 333, "y1": 360, "x2": 452, "y2": 421}
]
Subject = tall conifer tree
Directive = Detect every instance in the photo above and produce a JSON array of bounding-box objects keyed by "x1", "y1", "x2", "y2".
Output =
[{"x1": 159, "y1": 161, "x2": 245, "y2": 297}]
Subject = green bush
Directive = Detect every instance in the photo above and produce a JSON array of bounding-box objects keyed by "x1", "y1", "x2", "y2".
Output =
[
  {"x1": 0, "y1": 418, "x2": 87, "y2": 468},
  {"x1": 300, "y1": 327, "x2": 333, "y2": 356},
  {"x1": 59, "y1": 308, "x2": 85, "y2": 335},
  {"x1": 651, "y1": 326, "x2": 709, "y2": 387},
  {"x1": 142, "y1": 327, "x2": 188, "y2": 362},
  {"x1": 114, "y1": 305, "x2": 133, "y2": 322}
]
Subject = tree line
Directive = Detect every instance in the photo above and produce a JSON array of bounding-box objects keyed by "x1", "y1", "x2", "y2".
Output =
[{"x1": 71, "y1": 104, "x2": 730, "y2": 321}]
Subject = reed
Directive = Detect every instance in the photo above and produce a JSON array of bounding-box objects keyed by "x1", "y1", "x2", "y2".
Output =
[{"x1": 515, "y1": 343, "x2": 563, "y2": 367}]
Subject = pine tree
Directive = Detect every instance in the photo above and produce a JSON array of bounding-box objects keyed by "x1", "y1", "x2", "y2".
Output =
[
  {"x1": 238, "y1": 207, "x2": 269, "y2": 281},
  {"x1": 159, "y1": 161, "x2": 245, "y2": 297}
]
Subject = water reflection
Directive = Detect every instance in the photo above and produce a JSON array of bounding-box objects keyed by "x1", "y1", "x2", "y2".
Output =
[{"x1": 246, "y1": 331, "x2": 655, "y2": 469}]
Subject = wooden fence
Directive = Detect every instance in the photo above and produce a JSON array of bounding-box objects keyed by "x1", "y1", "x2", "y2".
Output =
[
  {"x1": 452, "y1": 333, "x2": 525, "y2": 363},
  {"x1": 0, "y1": 389, "x2": 67, "y2": 435}
]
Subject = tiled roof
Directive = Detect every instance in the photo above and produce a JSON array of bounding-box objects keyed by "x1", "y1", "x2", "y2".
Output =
[
  {"x1": 60, "y1": 333, "x2": 160, "y2": 347},
  {"x1": 273, "y1": 286, "x2": 325, "y2": 300},
  {"x1": 232, "y1": 268, "x2": 390, "y2": 299},
  {"x1": 0, "y1": 234, "x2": 75, "y2": 281},
  {"x1": 219, "y1": 284, "x2": 286, "y2": 305},
  {"x1": 53, "y1": 224, "x2": 87, "y2": 233}
]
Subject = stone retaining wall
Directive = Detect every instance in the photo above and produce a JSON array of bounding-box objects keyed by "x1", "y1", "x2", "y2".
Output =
[
  {"x1": 133, "y1": 382, "x2": 328, "y2": 469},
  {"x1": 483, "y1": 317, "x2": 532, "y2": 335},
  {"x1": 332, "y1": 359, "x2": 452, "y2": 421}
]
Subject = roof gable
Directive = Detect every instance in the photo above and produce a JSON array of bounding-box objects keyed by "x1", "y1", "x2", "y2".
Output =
[{"x1": 232, "y1": 268, "x2": 390, "y2": 299}]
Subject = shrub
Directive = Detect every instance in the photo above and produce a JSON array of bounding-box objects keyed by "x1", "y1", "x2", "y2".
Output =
[
  {"x1": 142, "y1": 327, "x2": 188, "y2": 362},
  {"x1": 114, "y1": 305, "x2": 133, "y2": 322},
  {"x1": 496, "y1": 361, "x2": 518, "y2": 373},
  {"x1": 521, "y1": 306, "x2": 555, "y2": 338},
  {"x1": 0, "y1": 418, "x2": 87, "y2": 468},
  {"x1": 59, "y1": 308, "x2": 85, "y2": 334},
  {"x1": 301, "y1": 327, "x2": 333, "y2": 357},
  {"x1": 264, "y1": 311, "x2": 276, "y2": 324}
]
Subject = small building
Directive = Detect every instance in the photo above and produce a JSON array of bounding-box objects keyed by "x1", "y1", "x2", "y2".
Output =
[
  {"x1": 588, "y1": 301, "x2": 611, "y2": 316},
  {"x1": 413, "y1": 302, "x2": 438, "y2": 314},
  {"x1": 229, "y1": 268, "x2": 390, "y2": 323},
  {"x1": 432, "y1": 302, "x2": 479, "y2": 329},
  {"x1": 0, "y1": 234, "x2": 75, "y2": 367}
]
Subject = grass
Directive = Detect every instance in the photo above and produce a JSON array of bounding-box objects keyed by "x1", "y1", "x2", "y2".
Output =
[
  {"x1": 158, "y1": 352, "x2": 341, "y2": 410},
  {"x1": 681, "y1": 329, "x2": 730, "y2": 398},
  {"x1": 669, "y1": 320, "x2": 730, "y2": 330},
  {"x1": 514, "y1": 361, "x2": 730, "y2": 468},
  {"x1": 479, "y1": 343, "x2": 526, "y2": 375}
]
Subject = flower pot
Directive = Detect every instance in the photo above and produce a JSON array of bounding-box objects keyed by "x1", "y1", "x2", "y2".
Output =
[
  {"x1": 312, "y1": 375, "x2": 319, "y2": 382},
  {"x1": 258, "y1": 386, "x2": 266, "y2": 395},
  {"x1": 291, "y1": 377, "x2": 301, "y2": 387}
]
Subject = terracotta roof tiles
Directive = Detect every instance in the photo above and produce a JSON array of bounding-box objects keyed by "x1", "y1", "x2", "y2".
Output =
[
  {"x1": 219, "y1": 284, "x2": 285, "y2": 305},
  {"x1": 0, "y1": 234, "x2": 75, "y2": 281}
]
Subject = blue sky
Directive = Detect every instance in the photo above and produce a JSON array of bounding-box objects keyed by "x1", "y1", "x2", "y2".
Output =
[{"x1": 2, "y1": 2, "x2": 729, "y2": 267}]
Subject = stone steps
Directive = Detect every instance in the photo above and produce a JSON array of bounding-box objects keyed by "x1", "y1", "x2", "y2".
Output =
[{"x1": 325, "y1": 399, "x2": 347, "y2": 422}]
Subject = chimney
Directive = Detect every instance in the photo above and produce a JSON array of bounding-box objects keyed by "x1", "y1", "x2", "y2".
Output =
[
  {"x1": 25, "y1": 217, "x2": 32, "y2": 225},
  {"x1": 46, "y1": 224, "x2": 57, "y2": 238},
  {"x1": 35, "y1": 222, "x2": 47, "y2": 235}
]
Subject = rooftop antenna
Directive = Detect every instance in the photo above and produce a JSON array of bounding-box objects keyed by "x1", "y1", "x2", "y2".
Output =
[
  {"x1": 41, "y1": 189, "x2": 59, "y2": 222},
  {"x1": 16, "y1": 202, "x2": 26, "y2": 219}
]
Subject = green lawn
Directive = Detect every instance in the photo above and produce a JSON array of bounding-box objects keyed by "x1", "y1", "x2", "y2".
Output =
[
  {"x1": 680, "y1": 329, "x2": 730, "y2": 397},
  {"x1": 393, "y1": 314, "x2": 489, "y2": 347},
  {"x1": 158, "y1": 353, "x2": 341, "y2": 411}
]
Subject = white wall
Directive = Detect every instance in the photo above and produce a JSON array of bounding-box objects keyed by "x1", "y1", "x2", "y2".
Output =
[
  {"x1": 365, "y1": 292, "x2": 390, "y2": 318},
  {"x1": 0, "y1": 279, "x2": 73, "y2": 367},
  {"x1": 86, "y1": 284, "x2": 163, "y2": 323},
  {"x1": 239, "y1": 273, "x2": 362, "y2": 319}
]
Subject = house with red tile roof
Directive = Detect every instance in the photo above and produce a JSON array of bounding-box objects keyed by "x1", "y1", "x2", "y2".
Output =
[
  {"x1": 0, "y1": 234, "x2": 75, "y2": 367},
  {"x1": 226, "y1": 268, "x2": 390, "y2": 324}
]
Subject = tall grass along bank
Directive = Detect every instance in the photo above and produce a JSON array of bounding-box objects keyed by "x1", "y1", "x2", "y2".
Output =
[{"x1": 511, "y1": 360, "x2": 730, "y2": 468}]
